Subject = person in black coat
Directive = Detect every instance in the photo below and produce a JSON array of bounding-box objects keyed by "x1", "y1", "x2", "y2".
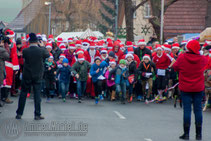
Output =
[
  {"x1": 16, "y1": 33, "x2": 49, "y2": 120},
  {"x1": 134, "y1": 43, "x2": 151, "y2": 61},
  {"x1": 52, "y1": 42, "x2": 62, "y2": 61},
  {"x1": 126, "y1": 54, "x2": 137, "y2": 103}
]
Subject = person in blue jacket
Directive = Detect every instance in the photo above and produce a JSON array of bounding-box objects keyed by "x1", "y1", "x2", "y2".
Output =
[
  {"x1": 56, "y1": 58, "x2": 71, "y2": 102},
  {"x1": 90, "y1": 57, "x2": 105, "y2": 104}
]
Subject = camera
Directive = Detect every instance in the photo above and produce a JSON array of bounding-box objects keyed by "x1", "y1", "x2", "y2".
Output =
[{"x1": 0, "y1": 28, "x2": 11, "y2": 44}]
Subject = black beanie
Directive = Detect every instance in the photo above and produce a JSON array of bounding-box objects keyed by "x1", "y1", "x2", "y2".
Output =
[
  {"x1": 109, "y1": 51, "x2": 115, "y2": 58},
  {"x1": 29, "y1": 33, "x2": 38, "y2": 43}
]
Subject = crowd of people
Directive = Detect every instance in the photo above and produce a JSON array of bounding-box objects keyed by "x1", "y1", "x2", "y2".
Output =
[
  {"x1": 1, "y1": 28, "x2": 211, "y2": 140},
  {"x1": 0, "y1": 29, "x2": 211, "y2": 106}
]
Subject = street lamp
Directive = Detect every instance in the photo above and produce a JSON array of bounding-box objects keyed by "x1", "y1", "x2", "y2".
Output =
[
  {"x1": 115, "y1": 0, "x2": 119, "y2": 40},
  {"x1": 45, "y1": 1, "x2": 51, "y2": 36},
  {"x1": 160, "y1": 0, "x2": 164, "y2": 44}
]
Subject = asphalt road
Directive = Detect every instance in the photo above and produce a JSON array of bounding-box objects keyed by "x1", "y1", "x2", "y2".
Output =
[{"x1": 0, "y1": 97, "x2": 211, "y2": 141}]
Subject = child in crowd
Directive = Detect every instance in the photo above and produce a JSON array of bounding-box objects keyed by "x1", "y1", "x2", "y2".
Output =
[
  {"x1": 71, "y1": 53, "x2": 91, "y2": 103},
  {"x1": 125, "y1": 53, "x2": 137, "y2": 103},
  {"x1": 44, "y1": 54, "x2": 57, "y2": 102},
  {"x1": 138, "y1": 54, "x2": 156, "y2": 104},
  {"x1": 56, "y1": 58, "x2": 71, "y2": 102},
  {"x1": 109, "y1": 59, "x2": 128, "y2": 104},
  {"x1": 90, "y1": 57, "x2": 105, "y2": 104},
  {"x1": 105, "y1": 59, "x2": 116, "y2": 101}
]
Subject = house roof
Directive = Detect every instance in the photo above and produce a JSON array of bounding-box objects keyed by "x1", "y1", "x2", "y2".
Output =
[
  {"x1": 7, "y1": 0, "x2": 42, "y2": 31},
  {"x1": 164, "y1": 0, "x2": 208, "y2": 39}
]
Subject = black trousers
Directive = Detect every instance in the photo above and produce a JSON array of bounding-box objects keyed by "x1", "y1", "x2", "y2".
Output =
[
  {"x1": 1, "y1": 87, "x2": 10, "y2": 100},
  {"x1": 16, "y1": 78, "x2": 41, "y2": 116},
  {"x1": 93, "y1": 80, "x2": 103, "y2": 98}
]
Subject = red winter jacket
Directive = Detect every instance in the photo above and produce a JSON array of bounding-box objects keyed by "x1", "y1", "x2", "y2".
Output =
[{"x1": 173, "y1": 52, "x2": 208, "y2": 92}]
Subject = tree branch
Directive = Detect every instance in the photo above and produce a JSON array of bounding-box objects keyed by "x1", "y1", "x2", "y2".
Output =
[
  {"x1": 133, "y1": 0, "x2": 148, "y2": 12},
  {"x1": 164, "y1": 0, "x2": 178, "y2": 13}
]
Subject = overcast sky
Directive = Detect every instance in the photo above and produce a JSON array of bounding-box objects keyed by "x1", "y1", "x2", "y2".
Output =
[{"x1": 0, "y1": 0, "x2": 22, "y2": 23}]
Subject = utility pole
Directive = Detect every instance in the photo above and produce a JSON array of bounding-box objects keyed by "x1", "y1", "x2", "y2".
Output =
[
  {"x1": 115, "y1": 0, "x2": 119, "y2": 40},
  {"x1": 160, "y1": 0, "x2": 164, "y2": 44},
  {"x1": 45, "y1": 2, "x2": 52, "y2": 36}
]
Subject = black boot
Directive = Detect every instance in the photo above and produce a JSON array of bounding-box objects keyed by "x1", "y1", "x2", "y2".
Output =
[
  {"x1": 195, "y1": 123, "x2": 202, "y2": 140},
  {"x1": 179, "y1": 124, "x2": 190, "y2": 140}
]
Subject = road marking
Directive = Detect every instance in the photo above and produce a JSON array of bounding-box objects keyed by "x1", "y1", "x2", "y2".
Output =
[
  {"x1": 144, "y1": 138, "x2": 153, "y2": 141},
  {"x1": 113, "y1": 111, "x2": 126, "y2": 120}
]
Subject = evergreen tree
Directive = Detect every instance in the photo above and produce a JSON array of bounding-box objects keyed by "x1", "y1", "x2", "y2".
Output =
[{"x1": 98, "y1": 0, "x2": 115, "y2": 34}]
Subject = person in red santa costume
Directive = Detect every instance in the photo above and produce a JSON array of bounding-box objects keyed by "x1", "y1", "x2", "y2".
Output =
[
  {"x1": 83, "y1": 42, "x2": 101, "y2": 98},
  {"x1": 84, "y1": 42, "x2": 101, "y2": 64},
  {"x1": 1, "y1": 29, "x2": 19, "y2": 103},
  {"x1": 108, "y1": 41, "x2": 124, "y2": 63},
  {"x1": 120, "y1": 47, "x2": 140, "y2": 68},
  {"x1": 100, "y1": 48, "x2": 108, "y2": 61}
]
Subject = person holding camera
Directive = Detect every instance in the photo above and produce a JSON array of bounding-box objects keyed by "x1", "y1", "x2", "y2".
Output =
[{"x1": 16, "y1": 33, "x2": 49, "y2": 120}]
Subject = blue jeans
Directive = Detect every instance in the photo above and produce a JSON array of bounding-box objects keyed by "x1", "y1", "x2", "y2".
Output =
[
  {"x1": 181, "y1": 91, "x2": 203, "y2": 125},
  {"x1": 60, "y1": 82, "x2": 69, "y2": 99},
  {"x1": 77, "y1": 81, "x2": 87, "y2": 100},
  {"x1": 116, "y1": 82, "x2": 126, "y2": 99}
]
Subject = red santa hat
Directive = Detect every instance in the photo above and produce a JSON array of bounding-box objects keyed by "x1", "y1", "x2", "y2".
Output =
[
  {"x1": 186, "y1": 40, "x2": 200, "y2": 54},
  {"x1": 48, "y1": 34, "x2": 54, "y2": 39},
  {"x1": 109, "y1": 59, "x2": 116, "y2": 66},
  {"x1": 21, "y1": 36, "x2": 26, "y2": 41},
  {"x1": 82, "y1": 39, "x2": 90, "y2": 47},
  {"x1": 76, "y1": 48, "x2": 85, "y2": 55},
  {"x1": 59, "y1": 54, "x2": 66, "y2": 59},
  {"x1": 60, "y1": 45, "x2": 66, "y2": 51},
  {"x1": 59, "y1": 43, "x2": 66, "y2": 50},
  {"x1": 26, "y1": 34, "x2": 30, "y2": 41},
  {"x1": 78, "y1": 53, "x2": 85, "y2": 61},
  {"x1": 206, "y1": 40, "x2": 211, "y2": 45},
  {"x1": 125, "y1": 53, "x2": 134, "y2": 59},
  {"x1": 5, "y1": 29, "x2": 15, "y2": 38},
  {"x1": 46, "y1": 43, "x2": 52, "y2": 49},
  {"x1": 69, "y1": 44, "x2": 76, "y2": 50},
  {"x1": 107, "y1": 42, "x2": 113, "y2": 50},
  {"x1": 125, "y1": 41, "x2": 133, "y2": 48},
  {"x1": 143, "y1": 54, "x2": 151, "y2": 61},
  {"x1": 155, "y1": 44, "x2": 162, "y2": 51},
  {"x1": 68, "y1": 38, "x2": 73, "y2": 43},
  {"x1": 57, "y1": 37, "x2": 63, "y2": 43},
  {"x1": 75, "y1": 40, "x2": 82, "y2": 47},
  {"x1": 97, "y1": 41, "x2": 104, "y2": 48},
  {"x1": 89, "y1": 42, "x2": 96, "y2": 49},
  {"x1": 163, "y1": 44, "x2": 172, "y2": 52},
  {"x1": 49, "y1": 53, "x2": 54, "y2": 59},
  {"x1": 172, "y1": 43, "x2": 180, "y2": 50},
  {"x1": 127, "y1": 47, "x2": 134, "y2": 54},
  {"x1": 181, "y1": 40, "x2": 188, "y2": 46},
  {"x1": 146, "y1": 46, "x2": 153, "y2": 52},
  {"x1": 107, "y1": 38, "x2": 113, "y2": 43},
  {"x1": 36, "y1": 33, "x2": 41, "y2": 37},
  {"x1": 137, "y1": 39, "x2": 146, "y2": 46},
  {"x1": 100, "y1": 48, "x2": 108, "y2": 54}
]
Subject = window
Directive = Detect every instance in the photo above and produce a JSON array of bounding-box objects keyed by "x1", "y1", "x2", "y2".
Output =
[{"x1": 144, "y1": 2, "x2": 151, "y2": 18}]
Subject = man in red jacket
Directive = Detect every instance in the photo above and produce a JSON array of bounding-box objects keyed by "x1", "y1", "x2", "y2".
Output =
[{"x1": 173, "y1": 40, "x2": 208, "y2": 140}]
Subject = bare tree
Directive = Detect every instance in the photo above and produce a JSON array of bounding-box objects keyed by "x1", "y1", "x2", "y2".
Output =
[{"x1": 123, "y1": 0, "x2": 178, "y2": 42}]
